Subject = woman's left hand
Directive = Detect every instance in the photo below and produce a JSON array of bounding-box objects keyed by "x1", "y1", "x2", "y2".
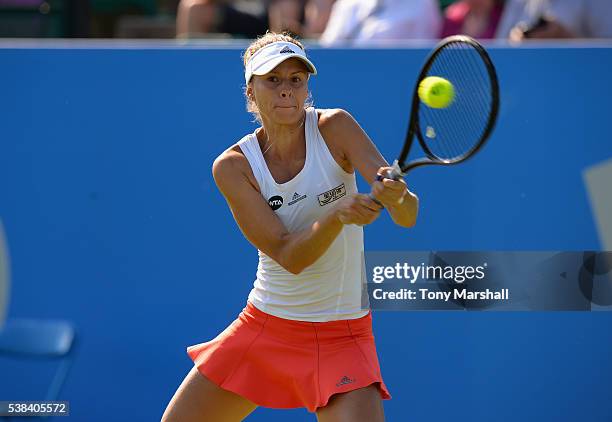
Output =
[{"x1": 371, "y1": 166, "x2": 408, "y2": 209}]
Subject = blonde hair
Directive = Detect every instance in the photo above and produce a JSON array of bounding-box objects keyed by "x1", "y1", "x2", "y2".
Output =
[{"x1": 242, "y1": 31, "x2": 313, "y2": 123}]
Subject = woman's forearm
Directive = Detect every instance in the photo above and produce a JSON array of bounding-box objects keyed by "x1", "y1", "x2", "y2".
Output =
[{"x1": 276, "y1": 207, "x2": 343, "y2": 274}]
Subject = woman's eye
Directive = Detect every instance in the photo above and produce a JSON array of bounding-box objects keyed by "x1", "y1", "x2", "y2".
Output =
[
  {"x1": 292, "y1": 77, "x2": 301, "y2": 83},
  {"x1": 268, "y1": 76, "x2": 278, "y2": 82}
]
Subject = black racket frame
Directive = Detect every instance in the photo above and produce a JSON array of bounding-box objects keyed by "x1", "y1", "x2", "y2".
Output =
[{"x1": 385, "y1": 35, "x2": 500, "y2": 180}]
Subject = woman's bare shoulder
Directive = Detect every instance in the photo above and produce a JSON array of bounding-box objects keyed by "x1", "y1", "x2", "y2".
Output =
[
  {"x1": 212, "y1": 143, "x2": 259, "y2": 192},
  {"x1": 317, "y1": 108, "x2": 355, "y2": 131},
  {"x1": 317, "y1": 108, "x2": 360, "y2": 173},
  {"x1": 317, "y1": 108, "x2": 365, "y2": 144}
]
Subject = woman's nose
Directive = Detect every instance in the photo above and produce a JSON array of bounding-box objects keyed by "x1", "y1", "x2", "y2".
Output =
[{"x1": 280, "y1": 80, "x2": 293, "y2": 98}]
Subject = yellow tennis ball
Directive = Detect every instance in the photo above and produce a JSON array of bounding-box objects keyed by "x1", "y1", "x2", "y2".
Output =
[{"x1": 418, "y1": 76, "x2": 455, "y2": 109}]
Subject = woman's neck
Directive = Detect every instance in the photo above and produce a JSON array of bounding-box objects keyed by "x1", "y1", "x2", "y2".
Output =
[{"x1": 258, "y1": 111, "x2": 307, "y2": 160}]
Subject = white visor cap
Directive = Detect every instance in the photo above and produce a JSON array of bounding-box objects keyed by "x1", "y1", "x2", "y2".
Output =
[{"x1": 245, "y1": 41, "x2": 317, "y2": 84}]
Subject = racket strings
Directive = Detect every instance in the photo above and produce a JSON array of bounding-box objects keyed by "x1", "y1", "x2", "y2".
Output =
[
  {"x1": 443, "y1": 47, "x2": 490, "y2": 156},
  {"x1": 442, "y1": 43, "x2": 490, "y2": 156},
  {"x1": 448, "y1": 44, "x2": 489, "y2": 155},
  {"x1": 418, "y1": 41, "x2": 495, "y2": 161},
  {"x1": 443, "y1": 44, "x2": 490, "y2": 156}
]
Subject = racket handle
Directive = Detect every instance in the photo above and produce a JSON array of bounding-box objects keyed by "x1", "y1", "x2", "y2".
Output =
[
  {"x1": 377, "y1": 160, "x2": 404, "y2": 181},
  {"x1": 368, "y1": 193, "x2": 384, "y2": 209},
  {"x1": 369, "y1": 160, "x2": 404, "y2": 209}
]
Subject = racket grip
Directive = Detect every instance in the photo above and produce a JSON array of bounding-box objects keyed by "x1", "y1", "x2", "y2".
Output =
[
  {"x1": 377, "y1": 160, "x2": 404, "y2": 181},
  {"x1": 370, "y1": 161, "x2": 405, "y2": 209},
  {"x1": 368, "y1": 193, "x2": 385, "y2": 209}
]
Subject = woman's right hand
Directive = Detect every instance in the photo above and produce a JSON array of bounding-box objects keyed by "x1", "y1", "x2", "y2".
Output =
[{"x1": 334, "y1": 194, "x2": 383, "y2": 226}]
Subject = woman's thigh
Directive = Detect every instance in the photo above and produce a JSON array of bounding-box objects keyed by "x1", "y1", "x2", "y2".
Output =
[
  {"x1": 315, "y1": 383, "x2": 385, "y2": 422},
  {"x1": 162, "y1": 366, "x2": 258, "y2": 422}
]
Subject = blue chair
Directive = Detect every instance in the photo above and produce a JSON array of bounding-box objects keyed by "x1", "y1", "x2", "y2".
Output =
[
  {"x1": 0, "y1": 219, "x2": 76, "y2": 418},
  {"x1": 0, "y1": 319, "x2": 76, "y2": 402}
]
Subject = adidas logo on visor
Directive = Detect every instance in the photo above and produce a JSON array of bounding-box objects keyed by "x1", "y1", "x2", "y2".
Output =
[{"x1": 244, "y1": 42, "x2": 317, "y2": 84}]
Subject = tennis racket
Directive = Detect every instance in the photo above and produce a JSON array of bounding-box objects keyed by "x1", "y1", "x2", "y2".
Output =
[{"x1": 373, "y1": 35, "x2": 500, "y2": 193}]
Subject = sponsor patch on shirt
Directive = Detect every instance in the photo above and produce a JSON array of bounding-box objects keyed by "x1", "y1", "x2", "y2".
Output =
[{"x1": 317, "y1": 183, "x2": 346, "y2": 206}]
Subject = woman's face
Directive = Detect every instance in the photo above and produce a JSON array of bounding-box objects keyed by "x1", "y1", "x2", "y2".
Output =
[{"x1": 250, "y1": 58, "x2": 309, "y2": 125}]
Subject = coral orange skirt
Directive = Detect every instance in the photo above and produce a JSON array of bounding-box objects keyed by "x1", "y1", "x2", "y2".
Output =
[{"x1": 187, "y1": 301, "x2": 391, "y2": 412}]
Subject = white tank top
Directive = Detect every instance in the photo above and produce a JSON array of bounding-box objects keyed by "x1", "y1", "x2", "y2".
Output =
[{"x1": 237, "y1": 107, "x2": 369, "y2": 322}]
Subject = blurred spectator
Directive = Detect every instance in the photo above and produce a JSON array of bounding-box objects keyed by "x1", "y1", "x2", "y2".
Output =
[
  {"x1": 441, "y1": 0, "x2": 504, "y2": 39},
  {"x1": 519, "y1": 0, "x2": 612, "y2": 39},
  {"x1": 269, "y1": 0, "x2": 308, "y2": 35},
  {"x1": 302, "y1": 0, "x2": 335, "y2": 38},
  {"x1": 176, "y1": 0, "x2": 307, "y2": 38},
  {"x1": 177, "y1": 0, "x2": 267, "y2": 38},
  {"x1": 495, "y1": 0, "x2": 546, "y2": 39},
  {"x1": 320, "y1": 0, "x2": 441, "y2": 46},
  {"x1": 498, "y1": 0, "x2": 612, "y2": 40}
]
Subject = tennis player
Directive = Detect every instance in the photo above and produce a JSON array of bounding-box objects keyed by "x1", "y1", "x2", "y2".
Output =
[{"x1": 162, "y1": 32, "x2": 418, "y2": 422}]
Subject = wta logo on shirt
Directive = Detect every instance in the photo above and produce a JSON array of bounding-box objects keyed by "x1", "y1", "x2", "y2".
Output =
[
  {"x1": 268, "y1": 195, "x2": 283, "y2": 210},
  {"x1": 317, "y1": 183, "x2": 346, "y2": 206}
]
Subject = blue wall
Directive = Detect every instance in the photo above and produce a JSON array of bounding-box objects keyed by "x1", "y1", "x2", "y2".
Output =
[{"x1": 0, "y1": 43, "x2": 611, "y2": 421}]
